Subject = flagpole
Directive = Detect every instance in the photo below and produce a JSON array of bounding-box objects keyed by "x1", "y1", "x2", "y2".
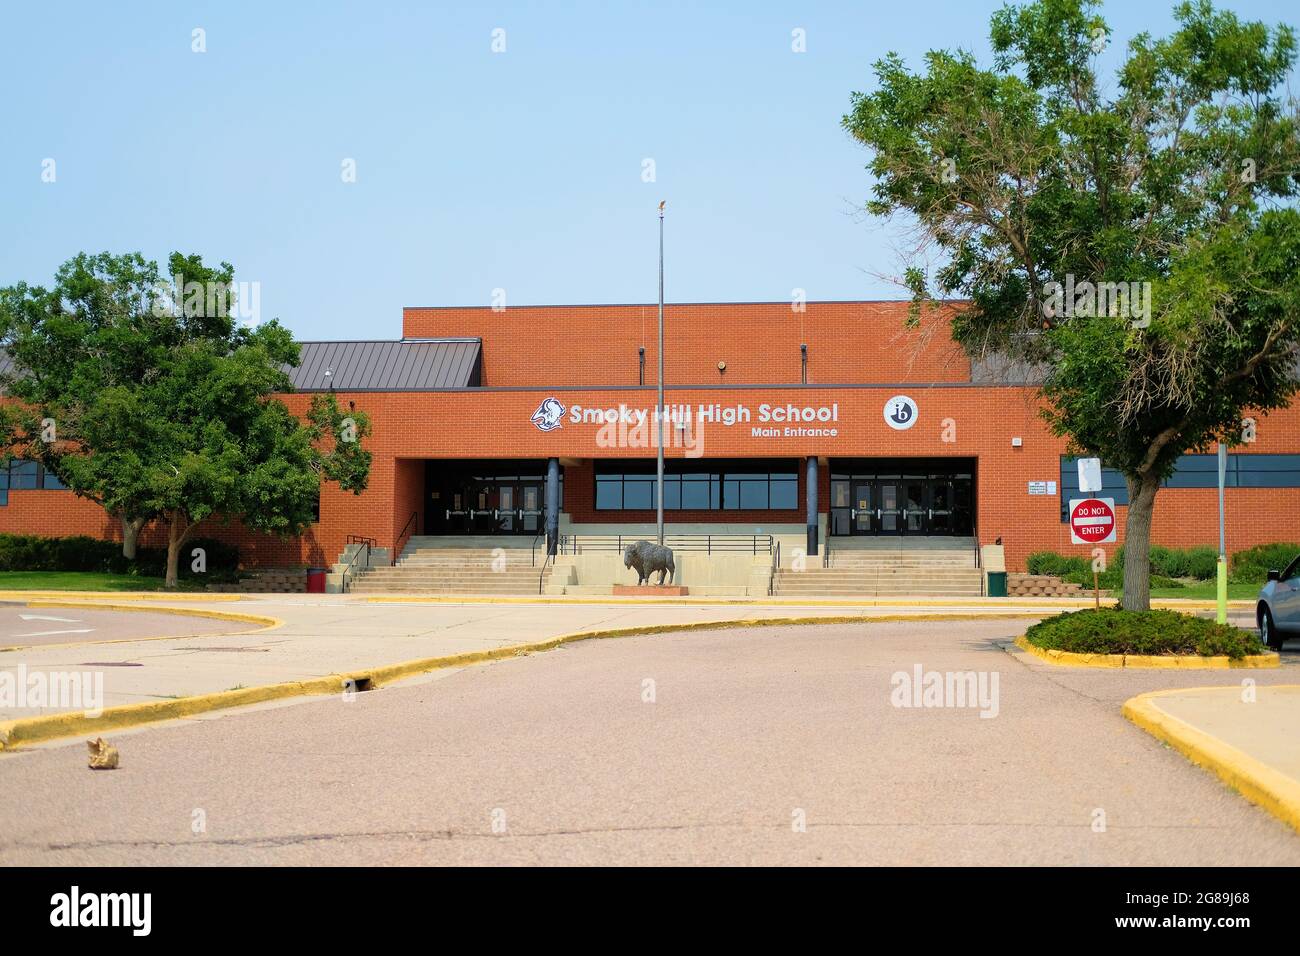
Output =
[{"x1": 657, "y1": 201, "x2": 665, "y2": 547}]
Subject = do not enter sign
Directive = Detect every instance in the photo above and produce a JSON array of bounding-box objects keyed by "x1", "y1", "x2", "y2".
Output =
[{"x1": 1070, "y1": 497, "x2": 1116, "y2": 545}]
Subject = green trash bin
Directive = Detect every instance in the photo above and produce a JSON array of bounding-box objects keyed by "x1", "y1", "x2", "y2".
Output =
[{"x1": 986, "y1": 571, "x2": 1008, "y2": 597}]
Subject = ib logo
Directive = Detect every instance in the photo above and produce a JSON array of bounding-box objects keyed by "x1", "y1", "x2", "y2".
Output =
[
  {"x1": 531, "y1": 397, "x2": 566, "y2": 432},
  {"x1": 883, "y1": 395, "x2": 918, "y2": 430}
]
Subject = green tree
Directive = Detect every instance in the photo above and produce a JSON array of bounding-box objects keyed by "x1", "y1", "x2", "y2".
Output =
[
  {"x1": 844, "y1": 0, "x2": 1300, "y2": 609},
  {"x1": 1, "y1": 252, "x2": 372, "y2": 586},
  {"x1": 0, "y1": 251, "x2": 170, "y2": 556}
]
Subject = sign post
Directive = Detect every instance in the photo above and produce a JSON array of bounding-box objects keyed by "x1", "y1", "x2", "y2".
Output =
[
  {"x1": 1217, "y1": 443, "x2": 1228, "y2": 624},
  {"x1": 1070, "y1": 497, "x2": 1116, "y2": 608}
]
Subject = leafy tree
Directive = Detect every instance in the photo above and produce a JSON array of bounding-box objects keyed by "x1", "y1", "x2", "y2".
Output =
[
  {"x1": 844, "y1": 0, "x2": 1300, "y2": 608},
  {"x1": 0, "y1": 251, "x2": 171, "y2": 556},
  {"x1": 1, "y1": 252, "x2": 371, "y2": 586}
]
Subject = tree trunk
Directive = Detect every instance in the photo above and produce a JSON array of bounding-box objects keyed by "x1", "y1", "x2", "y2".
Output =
[
  {"x1": 1120, "y1": 472, "x2": 1162, "y2": 611},
  {"x1": 165, "y1": 511, "x2": 189, "y2": 589},
  {"x1": 121, "y1": 515, "x2": 145, "y2": 560}
]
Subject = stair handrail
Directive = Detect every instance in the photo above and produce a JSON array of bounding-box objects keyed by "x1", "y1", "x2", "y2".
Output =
[
  {"x1": 537, "y1": 549, "x2": 552, "y2": 595},
  {"x1": 340, "y1": 539, "x2": 372, "y2": 593},
  {"x1": 823, "y1": 529, "x2": 831, "y2": 569},
  {"x1": 393, "y1": 511, "x2": 418, "y2": 566},
  {"x1": 768, "y1": 539, "x2": 781, "y2": 596}
]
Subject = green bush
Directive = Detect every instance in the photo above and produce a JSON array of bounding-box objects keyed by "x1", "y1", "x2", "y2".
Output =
[
  {"x1": 1147, "y1": 544, "x2": 1218, "y2": 580},
  {"x1": 1028, "y1": 543, "x2": 1292, "y2": 586},
  {"x1": 1230, "y1": 542, "x2": 1300, "y2": 585},
  {"x1": 0, "y1": 533, "x2": 239, "y2": 581},
  {"x1": 1026, "y1": 551, "x2": 1091, "y2": 576},
  {"x1": 1024, "y1": 608, "x2": 1259, "y2": 658}
]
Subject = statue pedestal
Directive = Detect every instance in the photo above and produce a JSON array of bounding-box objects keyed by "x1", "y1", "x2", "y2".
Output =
[{"x1": 613, "y1": 584, "x2": 690, "y2": 596}]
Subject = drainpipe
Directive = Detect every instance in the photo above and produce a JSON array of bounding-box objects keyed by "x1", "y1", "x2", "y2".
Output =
[
  {"x1": 546, "y1": 457, "x2": 560, "y2": 556},
  {"x1": 806, "y1": 456, "x2": 818, "y2": 557}
]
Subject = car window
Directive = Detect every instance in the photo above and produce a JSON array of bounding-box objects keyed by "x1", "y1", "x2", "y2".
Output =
[{"x1": 1285, "y1": 556, "x2": 1300, "y2": 582}]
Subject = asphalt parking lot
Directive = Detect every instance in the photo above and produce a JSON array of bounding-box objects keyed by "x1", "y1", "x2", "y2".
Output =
[
  {"x1": 0, "y1": 604, "x2": 251, "y2": 649},
  {"x1": 1, "y1": 618, "x2": 1296, "y2": 866}
]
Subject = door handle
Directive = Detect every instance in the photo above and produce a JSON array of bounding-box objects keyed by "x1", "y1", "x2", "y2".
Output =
[{"x1": 876, "y1": 509, "x2": 881, "y2": 519}]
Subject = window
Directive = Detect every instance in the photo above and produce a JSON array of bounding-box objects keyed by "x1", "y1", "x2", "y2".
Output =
[
  {"x1": 594, "y1": 460, "x2": 800, "y2": 511},
  {"x1": 1060, "y1": 454, "x2": 1300, "y2": 520},
  {"x1": 0, "y1": 459, "x2": 65, "y2": 504}
]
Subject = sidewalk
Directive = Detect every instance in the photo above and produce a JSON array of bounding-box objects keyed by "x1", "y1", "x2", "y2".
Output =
[
  {"x1": 0, "y1": 592, "x2": 1261, "y2": 719},
  {"x1": 1124, "y1": 685, "x2": 1300, "y2": 833},
  {"x1": 0, "y1": 593, "x2": 1078, "y2": 720}
]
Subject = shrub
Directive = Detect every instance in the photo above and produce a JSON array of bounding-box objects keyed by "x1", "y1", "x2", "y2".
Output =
[
  {"x1": 0, "y1": 533, "x2": 239, "y2": 581},
  {"x1": 1147, "y1": 544, "x2": 1218, "y2": 580},
  {"x1": 1026, "y1": 551, "x2": 1090, "y2": 577},
  {"x1": 1230, "y1": 542, "x2": 1300, "y2": 585},
  {"x1": 1024, "y1": 608, "x2": 1259, "y2": 659}
]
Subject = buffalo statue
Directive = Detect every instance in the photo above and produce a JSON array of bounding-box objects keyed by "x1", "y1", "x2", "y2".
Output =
[{"x1": 623, "y1": 540, "x2": 676, "y2": 586}]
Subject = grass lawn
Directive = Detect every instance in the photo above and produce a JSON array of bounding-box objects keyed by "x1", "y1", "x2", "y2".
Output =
[
  {"x1": 0, "y1": 571, "x2": 209, "y2": 591},
  {"x1": 1148, "y1": 582, "x2": 1263, "y2": 601}
]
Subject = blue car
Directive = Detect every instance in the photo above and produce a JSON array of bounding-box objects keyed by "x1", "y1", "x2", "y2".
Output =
[{"x1": 1257, "y1": 554, "x2": 1300, "y2": 650}]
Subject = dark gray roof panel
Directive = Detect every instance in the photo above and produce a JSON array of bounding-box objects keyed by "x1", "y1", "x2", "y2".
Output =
[{"x1": 286, "y1": 339, "x2": 481, "y2": 390}]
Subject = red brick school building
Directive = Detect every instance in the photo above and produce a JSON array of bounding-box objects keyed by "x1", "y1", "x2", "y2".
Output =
[{"x1": 4, "y1": 301, "x2": 1297, "y2": 594}]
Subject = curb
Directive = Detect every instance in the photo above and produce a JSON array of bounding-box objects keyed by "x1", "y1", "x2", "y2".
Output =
[
  {"x1": 360, "y1": 594, "x2": 1252, "y2": 610},
  {"x1": 0, "y1": 611, "x2": 1036, "y2": 750},
  {"x1": 1123, "y1": 687, "x2": 1300, "y2": 835},
  {"x1": 0, "y1": 590, "x2": 243, "y2": 602},
  {"x1": 1012, "y1": 635, "x2": 1279, "y2": 669}
]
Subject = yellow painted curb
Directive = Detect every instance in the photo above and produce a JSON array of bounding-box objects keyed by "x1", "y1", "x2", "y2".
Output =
[
  {"x1": 1123, "y1": 688, "x2": 1300, "y2": 835},
  {"x1": 0, "y1": 611, "x2": 1034, "y2": 750},
  {"x1": 1013, "y1": 635, "x2": 1279, "y2": 669},
  {"x1": 0, "y1": 590, "x2": 243, "y2": 602},
  {"x1": 359, "y1": 593, "x2": 1251, "y2": 609},
  {"x1": 0, "y1": 601, "x2": 282, "y2": 652}
]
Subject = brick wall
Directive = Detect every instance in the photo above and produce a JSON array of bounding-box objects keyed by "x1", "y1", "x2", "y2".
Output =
[
  {"x1": 3, "y1": 302, "x2": 1297, "y2": 574},
  {"x1": 402, "y1": 301, "x2": 970, "y2": 387}
]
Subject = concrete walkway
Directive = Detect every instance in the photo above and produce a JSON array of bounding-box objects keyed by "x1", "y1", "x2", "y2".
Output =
[
  {"x1": 0, "y1": 593, "x2": 1085, "y2": 720},
  {"x1": 0, "y1": 592, "x2": 1264, "y2": 720}
]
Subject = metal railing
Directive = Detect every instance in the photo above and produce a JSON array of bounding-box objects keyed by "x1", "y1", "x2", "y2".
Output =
[
  {"x1": 822, "y1": 531, "x2": 832, "y2": 569},
  {"x1": 340, "y1": 537, "x2": 374, "y2": 593},
  {"x1": 393, "y1": 512, "x2": 418, "y2": 565},
  {"x1": 537, "y1": 549, "x2": 552, "y2": 595},
  {"x1": 768, "y1": 539, "x2": 781, "y2": 596},
  {"x1": 559, "y1": 533, "x2": 774, "y2": 555}
]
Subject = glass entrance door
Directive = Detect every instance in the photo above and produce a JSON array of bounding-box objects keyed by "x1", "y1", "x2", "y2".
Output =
[
  {"x1": 928, "y1": 480, "x2": 954, "y2": 534},
  {"x1": 852, "y1": 481, "x2": 875, "y2": 534},
  {"x1": 875, "y1": 482, "x2": 900, "y2": 533},
  {"x1": 519, "y1": 483, "x2": 544, "y2": 533},
  {"x1": 828, "y1": 460, "x2": 977, "y2": 537}
]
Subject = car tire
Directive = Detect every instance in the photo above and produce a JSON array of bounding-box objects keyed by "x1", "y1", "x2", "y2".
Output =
[{"x1": 1260, "y1": 606, "x2": 1284, "y2": 651}]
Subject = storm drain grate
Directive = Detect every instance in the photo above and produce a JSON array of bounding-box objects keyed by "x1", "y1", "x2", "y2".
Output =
[
  {"x1": 80, "y1": 662, "x2": 143, "y2": 667},
  {"x1": 187, "y1": 646, "x2": 270, "y2": 653}
]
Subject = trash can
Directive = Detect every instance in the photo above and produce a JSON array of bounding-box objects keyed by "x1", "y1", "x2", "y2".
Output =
[
  {"x1": 986, "y1": 571, "x2": 1008, "y2": 598},
  {"x1": 306, "y1": 567, "x2": 327, "y2": 593}
]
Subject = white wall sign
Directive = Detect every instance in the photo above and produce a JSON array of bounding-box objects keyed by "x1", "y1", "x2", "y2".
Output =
[{"x1": 1077, "y1": 458, "x2": 1103, "y2": 493}]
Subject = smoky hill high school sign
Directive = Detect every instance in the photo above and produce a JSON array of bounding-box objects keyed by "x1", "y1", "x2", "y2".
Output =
[{"x1": 529, "y1": 396, "x2": 921, "y2": 440}]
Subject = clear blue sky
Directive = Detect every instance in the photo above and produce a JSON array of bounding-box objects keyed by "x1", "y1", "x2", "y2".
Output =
[{"x1": 2, "y1": 1, "x2": 1294, "y2": 340}]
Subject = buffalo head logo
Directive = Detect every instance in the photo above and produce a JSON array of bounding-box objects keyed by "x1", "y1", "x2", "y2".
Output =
[{"x1": 531, "y1": 397, "x2": 566, "y2": 432}]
